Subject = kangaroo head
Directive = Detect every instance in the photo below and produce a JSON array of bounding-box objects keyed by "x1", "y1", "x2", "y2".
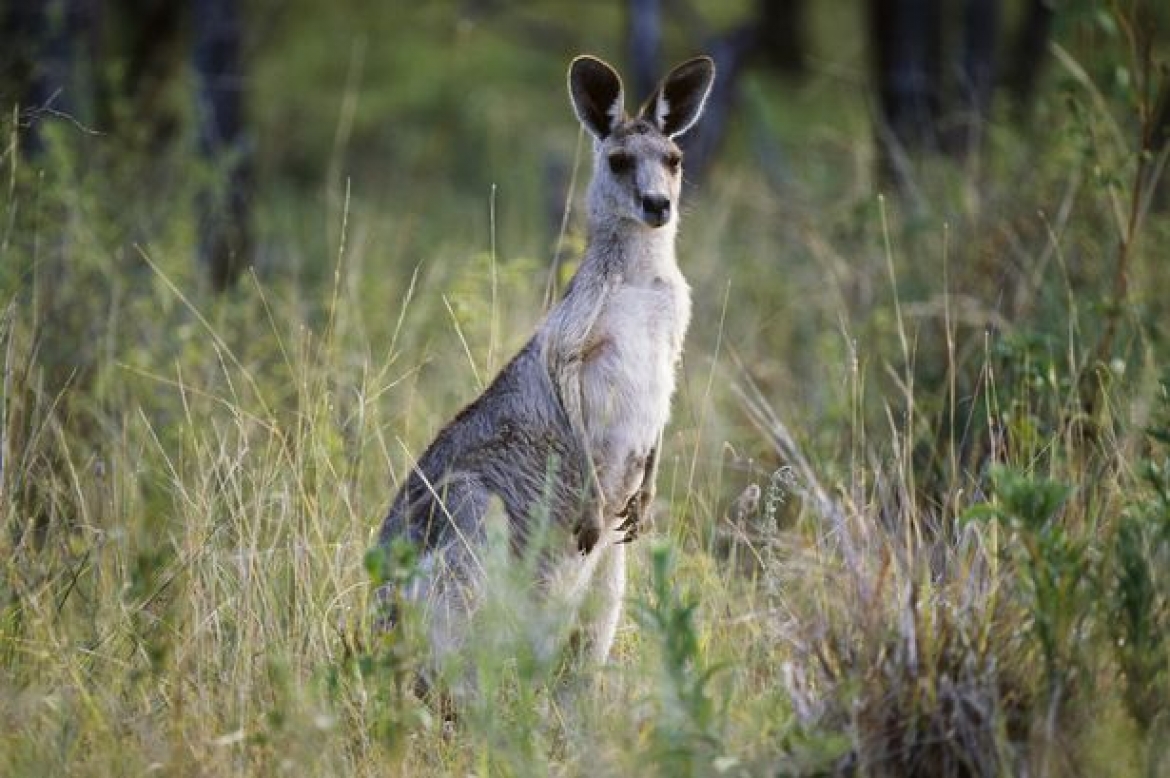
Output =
[{"x1": 569, "y1": 55, "x2": 715, "y2": 229}]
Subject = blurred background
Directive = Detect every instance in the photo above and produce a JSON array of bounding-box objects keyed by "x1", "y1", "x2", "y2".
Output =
[{"x1": 4, "y1": 1, "x2": 1134, "y2": 284}]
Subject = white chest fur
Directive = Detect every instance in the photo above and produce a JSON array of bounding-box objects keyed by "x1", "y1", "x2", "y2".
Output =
[{"x1": 581, "y1": 268, "x2": 691, "y2": 509}]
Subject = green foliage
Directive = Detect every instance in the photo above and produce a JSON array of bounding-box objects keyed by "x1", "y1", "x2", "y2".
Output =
[
  {"x1": 631, "y1": 542, "x2": 730, "y2": 777},
  {"x1": 985, "y1": 464, "x2": 1073, "y2": 532},
  {"x1": 969, "y1": 465, "x2": 1089, "y2": 698},
  {"x1": 327, "y1": 539, "x2": 429, "y2": 755},
  {"x1": 364, "y1": 536, "x2": 419, "y2": 591},
  {"x1": 1108, "y1": 378, "x2": 1170, "y2": 735}
]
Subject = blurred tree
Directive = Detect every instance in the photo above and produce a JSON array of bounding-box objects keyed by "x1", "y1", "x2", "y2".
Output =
[
  {"x1": 754, "y1": 0, "x2": 808, "y2": 76},
  {"x1": 193, "y1": 0, "x2": 253, "y2": 291},
  {"x1": 958, "y1": 0, "x2": 998, "y2": 156},
  {"x1": 628, "y1": 0, "x2": 664, "y2": 100},
  {"x1": 1, "y1": 0, "x2": 253, "y2": 291},
  {"x1": 867, "y1": 0, "x2": 1056, "y2": 195},
  {"x1": 625, "y1": 0, "x2": 808, "y2": 181},
  {"x1": 1005, "y1": 0, "x2": 1055, "y2": 116},
  {"x1": 623, "y1": 0, "x2": 1062, "y2": 192},
  {"x1": 867, "y1": 0, "x2": 954, "y2": 188}
]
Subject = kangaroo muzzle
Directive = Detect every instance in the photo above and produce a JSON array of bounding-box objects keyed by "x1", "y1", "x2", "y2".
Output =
[{"x1": 640, "y1": 194, "x2": 671, "y2": 227}]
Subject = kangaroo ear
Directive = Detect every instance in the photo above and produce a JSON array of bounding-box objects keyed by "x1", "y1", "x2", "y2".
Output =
[
  {"x1": 569, "y1": 55, "x2": 625, "y2": 140},
  {"x1": 640, "y1": 56, "x2": 716, "y2": 139}
]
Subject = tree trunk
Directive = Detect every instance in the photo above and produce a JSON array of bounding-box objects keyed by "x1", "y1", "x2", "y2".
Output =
[
  {"x1": 628, "y1": 0, "x2": 662, "y2": 101},
  {"x1": 755, "y1": 0, "x2": 806, "y2": 75},
  {"x1": 680, "y1": 23, "x2": 757, "y2": 182},
  {"x1": 1006, "y1": 0, "x2": 1054, "y2": 117},
  {"x1": 869, "y1": 0, "x2": 944, "y2": 188},
  {"x1": 954, "y1": 0, "x2": 998, "y2": 159},
  {"x1": 194, "y1": 0, "x2": 253, "y2": 290}
]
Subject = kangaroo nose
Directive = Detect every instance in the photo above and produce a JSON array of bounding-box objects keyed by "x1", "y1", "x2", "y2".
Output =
[{"x1": 641, "y1": 195, "x2": 671, "y2": 226}]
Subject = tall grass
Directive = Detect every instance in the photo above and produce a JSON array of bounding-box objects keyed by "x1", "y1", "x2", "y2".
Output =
[{"x1": 3, "y1": 3, "x2": 1170, "y2": 776}]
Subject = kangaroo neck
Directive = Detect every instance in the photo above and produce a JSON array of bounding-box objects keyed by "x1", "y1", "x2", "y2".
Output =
[{"x1": 583, "y1": 215, "x2": 679, "y2": 281}]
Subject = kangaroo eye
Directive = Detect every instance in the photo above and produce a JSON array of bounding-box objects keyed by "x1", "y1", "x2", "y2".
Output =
[
  {"x1": 665, "y1": 152, "x2": 682, "y2": 172},
  {"x1": 608, "y1": 153, "x2": 634, "y2": 175}
]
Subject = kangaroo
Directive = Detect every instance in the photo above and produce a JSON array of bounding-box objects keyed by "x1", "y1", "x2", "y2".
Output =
[{"x1": 377, "y1": 54, "x2": 715, "y2": 686}]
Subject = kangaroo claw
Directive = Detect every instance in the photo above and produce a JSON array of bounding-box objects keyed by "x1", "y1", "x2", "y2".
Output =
[{"x1": 615, "y1": 511, "x2": 643, "y2": 543}]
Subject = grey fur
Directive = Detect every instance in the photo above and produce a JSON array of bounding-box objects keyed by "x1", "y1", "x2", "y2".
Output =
[{"x1": 377, "y1": 54, "x2": 715, "y2": 672}]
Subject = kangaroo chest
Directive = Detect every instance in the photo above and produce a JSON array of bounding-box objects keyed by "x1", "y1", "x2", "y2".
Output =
[{"x1": 580, "y1": 272, "x2": 691, "y2": 499}]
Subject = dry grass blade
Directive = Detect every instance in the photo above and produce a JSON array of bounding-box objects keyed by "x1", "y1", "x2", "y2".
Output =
[{"x1": 728, "y1": 348, "x2": 849, "y2": 542}]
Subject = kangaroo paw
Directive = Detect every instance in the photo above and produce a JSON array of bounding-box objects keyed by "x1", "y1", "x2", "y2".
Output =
[
  {"x1": 577, "y1": 523, "x2": 601, "y2": 554},
  {"x1": 615, "y1": 493, "x2": 653, "y2": 543},
  {"x1": 576, "y1": 506, "x2": 603, "y2": 554},
  {"x1": 616, "y1": 523, "x2": 640, "y2": 544}
]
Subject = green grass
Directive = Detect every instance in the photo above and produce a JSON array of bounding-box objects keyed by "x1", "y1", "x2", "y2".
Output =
[{"x1": 3, "y1": 2, "x2": 1170, "y2": 775}]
